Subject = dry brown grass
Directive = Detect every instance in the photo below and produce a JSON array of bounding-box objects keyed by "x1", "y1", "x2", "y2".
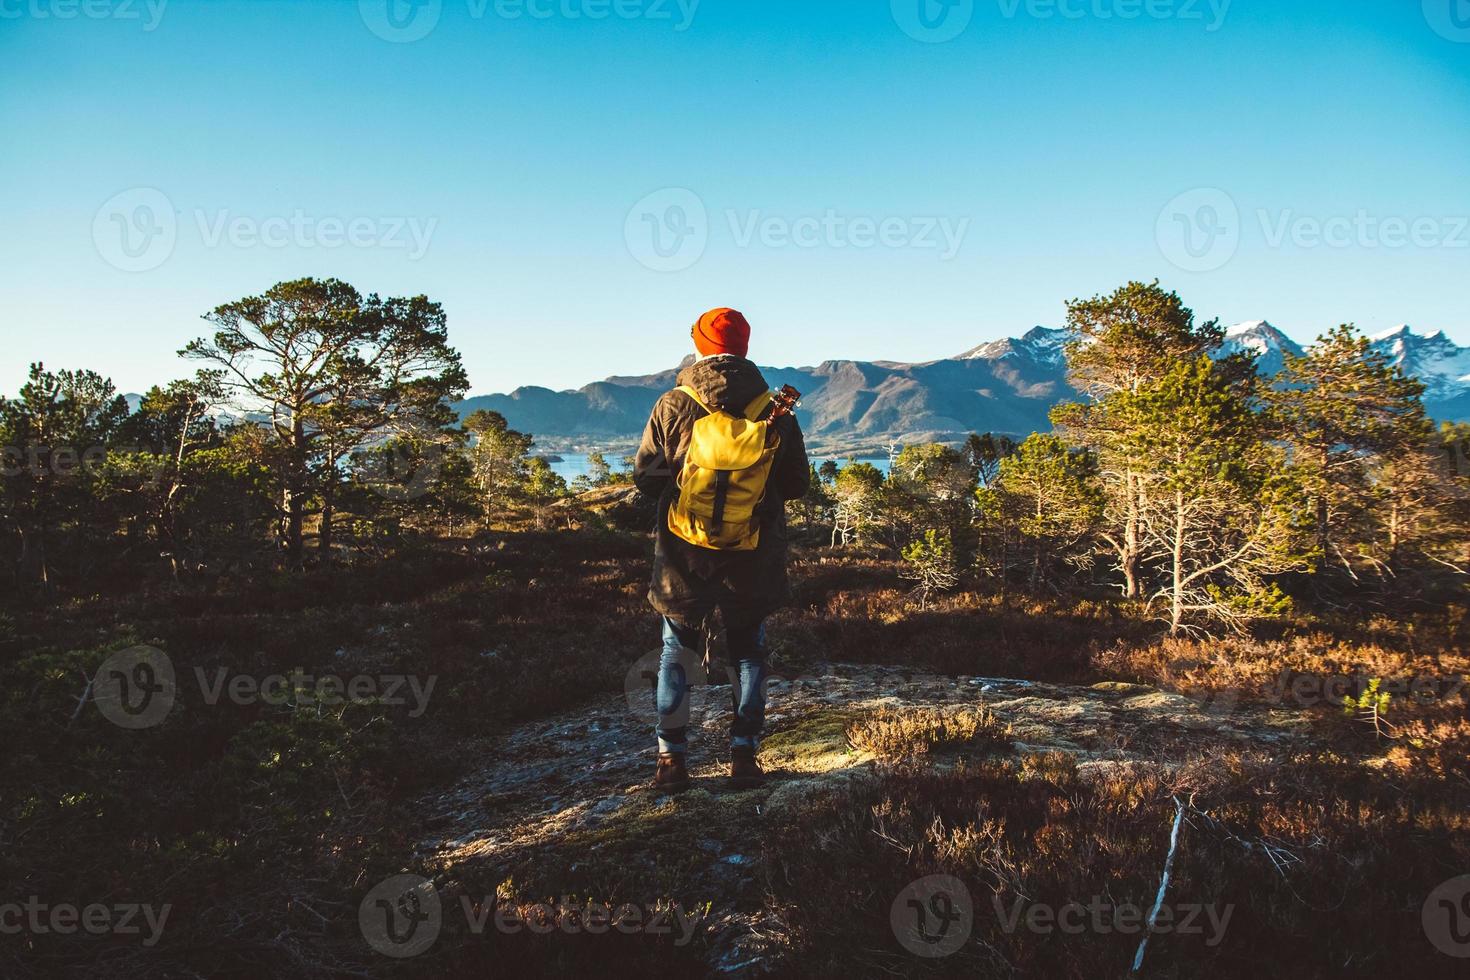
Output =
[
  {"x1": 763, "y1": 747, "x2": 1470, "y2": 978},
  {"x1": 846, "y1": 706, "x2": 1011, "y2": 760}
]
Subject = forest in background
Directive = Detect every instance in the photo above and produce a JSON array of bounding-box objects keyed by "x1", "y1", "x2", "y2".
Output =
[{"x1": 3, "y1": 278, "x2": 1468, "y2": 978}]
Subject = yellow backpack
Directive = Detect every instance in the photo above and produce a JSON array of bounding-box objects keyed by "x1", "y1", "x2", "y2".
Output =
[{"x1": 667, "y1": 385, "x2": 780, "y2": 551}]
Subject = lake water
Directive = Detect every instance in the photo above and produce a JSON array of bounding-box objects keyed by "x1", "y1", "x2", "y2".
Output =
[{"x1": 541, "y1": 453, "x2": 893, "y2": 484}]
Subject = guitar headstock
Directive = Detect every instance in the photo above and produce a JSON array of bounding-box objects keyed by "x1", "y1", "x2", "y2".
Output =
[{"x1": 770, "y1": 384, "x2": 802, "y2": 419}]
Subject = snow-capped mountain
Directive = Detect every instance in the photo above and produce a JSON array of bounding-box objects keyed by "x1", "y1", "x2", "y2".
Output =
[
  {"x1": 118, "y1": 323, "x2": 1466, "y2": 454},
  {"x1": 1220, "y1": 320, "x2": 1306, "y2": 376},
  {"x1": 1221, "y1": 320, "x2": 1470, "y2": 422},
  {"x1": 956, "y1": 326, "x2": 1070, "y2": 367},
  {"x1": 1369, "y1": 326, "x2": 1470, "y2": 406}
]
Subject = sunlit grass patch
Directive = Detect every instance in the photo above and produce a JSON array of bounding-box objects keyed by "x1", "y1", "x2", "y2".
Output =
[{"x1": 845, "y1": 705, "x2": 1011, "y2": 760}]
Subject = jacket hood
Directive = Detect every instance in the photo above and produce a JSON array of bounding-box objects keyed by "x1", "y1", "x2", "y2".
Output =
[{"x1": 676, "y1": 355, "x2": 770, "y2": 414}]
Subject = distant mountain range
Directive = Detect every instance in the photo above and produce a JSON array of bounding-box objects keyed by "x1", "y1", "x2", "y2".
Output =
[
  {"x1": 451, "y1": 322, "x2": 1470, "y2": 453},
  {"x1": 122, "y1": 323, "x2": 1469, "y2": 455},
  {"x1": 455, "y1": 326, "x2": 1071, "y2": 454}
]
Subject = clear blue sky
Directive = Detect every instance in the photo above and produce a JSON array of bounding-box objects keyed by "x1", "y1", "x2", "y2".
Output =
[{"x1": 2, "y1": 0, "x2": 1468, "y2": 398}]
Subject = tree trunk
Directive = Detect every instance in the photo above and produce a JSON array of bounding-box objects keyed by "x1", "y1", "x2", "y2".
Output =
[
  {"x1": 283, "y1": 486, "x2": 304, "y2": 567},
  {"x1": 1314, "y1": 446, "x2": 1332, "y2": 573},
  {"x1": 1170, "y1": 491, "x2": 1186, "y2": 636},
  {"x1": 19, "y1": 525, "x2": 49, "y2": 587},
  {"x1": 283, "y1": 422, "x2": 307, "y2": 568},
  {"x1": 1386, "y1": 498, "x2": 1401, "y2": 573},
  {"x1": 1031, "y1": 493, "x2": 1044, "y2": 591},
  {"x1": 319, "y1": 479, "x2": 335, "y2": 564},
  {"x1": 1122, "y1": 471, "x2": 1142, "y2": 599}
]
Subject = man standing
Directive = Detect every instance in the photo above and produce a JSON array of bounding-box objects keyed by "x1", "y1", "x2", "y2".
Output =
[{"x1": 633, "y1": 308, "x2": 810, "y2": 792}]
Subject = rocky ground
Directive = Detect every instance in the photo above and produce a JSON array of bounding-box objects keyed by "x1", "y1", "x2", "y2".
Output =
[{"x1": 409, "y1": 662, "x2": 1311, "y2": 975}]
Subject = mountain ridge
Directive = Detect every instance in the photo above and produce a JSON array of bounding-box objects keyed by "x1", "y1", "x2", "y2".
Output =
[{"x1": 451, "y1": 322, "x2": 1470, "y2": 453}]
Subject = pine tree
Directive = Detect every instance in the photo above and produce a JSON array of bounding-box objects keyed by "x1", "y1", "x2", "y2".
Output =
[
  {"x1": 183, "y1": 279, "x2": 467, "y2": 565},
  {"x1": 901, "y1": 529, "x2": 959, "y2": 610},
  {"x1": 1265, "y1": 324, "x2": 1433, "y2": 583},
  {"x1": 0, "y1": 364, "x2": 129, "y2": 585},
  {"x1": 1118, "y1": 354, "x2": 1310, "y2": 634},
  {"x1": 463, "y1": 410, "x2": 534, "y2": 517},
  {"x1": 1051, "y1": 281, "x2": 1225, "y2": 598},
  {"x1": 983, "y1": 433, "x2": 1103, "y2": 590},
  {"x1": 831, "y1": 462, "x2": 885, "y2": 547}
]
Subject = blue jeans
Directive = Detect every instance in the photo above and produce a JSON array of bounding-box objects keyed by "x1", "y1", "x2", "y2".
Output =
[{"x1": 656, "y1": 616, "x2": 768, "y2": 755}]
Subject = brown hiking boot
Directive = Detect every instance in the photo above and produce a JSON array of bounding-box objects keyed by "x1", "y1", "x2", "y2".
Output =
[
  {"x1": 653, "y1": 752, "x2": 690, "y2": 793},
  {"x1": 730, "y1": 746, "x2": 764, "y2": 789}
]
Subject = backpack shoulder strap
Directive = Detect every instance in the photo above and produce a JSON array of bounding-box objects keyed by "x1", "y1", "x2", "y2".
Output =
[
  {"x1": 677, "y1": 385, "x2": 773, "y2": 421},
  {"x1": 743, "y1": 390, "x2": 774, "y2": 421},
  {"x1": 675, "y1": 385, "x2": 712, "y2": 415}
]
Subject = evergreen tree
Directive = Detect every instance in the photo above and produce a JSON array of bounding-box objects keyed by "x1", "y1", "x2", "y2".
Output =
[
  {"x1": 831, "y1": 462, "x2": 885, "y2": 547},
  {"x1": 1120, "y1": 355, "x2": 1310, "y2": 634},
  {"x1": 982, "y1": 433, "x2": 1103, "y2": 590},
  {"x1": 183, "y1": 278, "x2": 467, "y2": 566},
  {"x1": 0, "y1": 364, "x2": 129, "y2": 585},
  {"x1": 1266, "y1": 324, "x2": 1433, "y2": 583},
  {"x1": 901, "y1": 529, "x2": 959, "y2": 610},
  {"x1": 463, "y1": 409, "x2": 534, "y2": 516},
  {"x1": 886, "y1": 443, "x2": 977, "y2": 555},
  {"x1": 102, "y1": 378, "x2": 223, "y2": 580},
  {"x1": 1052, "y1": 281, "x2": 1226, "y2": 597},
  {"x1": 963, "y1": 432, "x2": 1017, "y2": 490}
]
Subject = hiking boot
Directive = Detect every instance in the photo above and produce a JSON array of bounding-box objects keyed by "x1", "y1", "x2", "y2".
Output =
[
  {"x1": 653, "y1": 752, "x2": 690, "y2": 793},
  {"x1": 730, "y1": 746, "x2": 764, "y2": 789}
]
